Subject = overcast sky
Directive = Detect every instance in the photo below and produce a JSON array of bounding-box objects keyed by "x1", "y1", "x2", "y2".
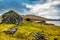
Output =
[{"x1": 0, "y1": 0, "x2": 60, "y2": 19}]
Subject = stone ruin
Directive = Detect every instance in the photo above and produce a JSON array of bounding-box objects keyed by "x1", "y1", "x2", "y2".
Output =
[
  {"x1": 2, "y1": 10, "x2": 23, "y2": 25},
  {"x1": 33, "y1": 32, "x2": 49, "y2": 40},
  {"x1": 4, "y1": 26, "x2": 18, "y2": 35}
]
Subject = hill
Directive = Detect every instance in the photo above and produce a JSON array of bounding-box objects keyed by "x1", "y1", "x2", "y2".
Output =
[
  {"x1": 22, "y1": 15, "x2": 60, "y2": 21},
  {"x1": 0, "y1": 10, "x2": 60, "y2": 40},
  {"x1": 0, "y1": 21, "x2": 60, "y2": 40},
  {"x1": 22, "y1": 15, "x2": 47, "y2": 21}
]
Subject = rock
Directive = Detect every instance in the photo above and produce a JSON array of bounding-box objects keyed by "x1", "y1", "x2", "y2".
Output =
[
  {"x1": 2, "y1": 10, "x2": 23, "y2": 25},
  {"x1": 45, "y1": 38, "x2": 49, "y2": 40},
  {"x1": 54, "y1": 38, "x2": 57, "y2": 40},
  {"x1": 26, "y1": 18, "x2": 31, "y2": 21},
  {"x1": 4, "y1": 26, "x2": 18, "y2": 35},
  {"x1": 33, "y1": 33, "x2": 46, "y2": 40}
]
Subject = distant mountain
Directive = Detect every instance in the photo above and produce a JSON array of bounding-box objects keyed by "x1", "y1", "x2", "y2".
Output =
[
  {"x1": 22, "y1": 15, "x2": 60, "y2": 21},
  {"x1": 22, "y1": 15, "x2": 47, "y2": 21}
]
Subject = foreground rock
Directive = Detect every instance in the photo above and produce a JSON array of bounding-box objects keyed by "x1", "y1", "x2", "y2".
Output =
[
  {"x1": 33, "y1": 33, "x2": 49, "y2": 40},
  {"x1": 54, "y1": 38, "x2": 58, "y2": 40},
  {"x1": 3, "y1": 26, "x2": 18, "y2": 35}
]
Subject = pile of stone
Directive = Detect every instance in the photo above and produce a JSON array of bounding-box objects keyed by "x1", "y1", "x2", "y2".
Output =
[
  {"x1": 4, "y1": 26, "x2": 18, "y2": 35},
  {"x1": 2, "y1": 10, "x2": 23, "y2": 25},
  {"x1": 33, "y1": 33, "x2": 49, "y2": 40}
]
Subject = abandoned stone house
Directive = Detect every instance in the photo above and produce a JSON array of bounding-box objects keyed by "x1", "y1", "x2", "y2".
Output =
[{"x1": 1, "y1": 10, "x2": 23, "y2": 24}]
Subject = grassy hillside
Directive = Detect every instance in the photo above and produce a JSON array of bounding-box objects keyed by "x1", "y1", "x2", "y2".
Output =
[{"x1": 0, "y1": 21, "x2": 60, "y2": 40}]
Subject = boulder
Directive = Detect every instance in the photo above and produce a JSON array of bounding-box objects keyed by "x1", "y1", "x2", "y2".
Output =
[
  {"x1": 4, "y1": 26, "x2": 18, "y2": 35},
  {"x1": 26, "y1": 18, "x2": 31, "y2": 21},
  {"x1": 54, "y1": 38, "x2": 57, "y2": 40},
  {"x1": 33, "y1": 33, "x2": 47, "y2": 40}
]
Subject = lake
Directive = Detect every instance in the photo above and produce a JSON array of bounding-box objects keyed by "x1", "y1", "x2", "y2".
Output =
[{"x1": 46, "y1": 21, "x2": 60, "y2": 26}]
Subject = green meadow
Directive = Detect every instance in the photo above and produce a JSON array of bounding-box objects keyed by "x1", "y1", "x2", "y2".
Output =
[{"x1": 0, "y1": 21, "x2": 60, "y2": 40}]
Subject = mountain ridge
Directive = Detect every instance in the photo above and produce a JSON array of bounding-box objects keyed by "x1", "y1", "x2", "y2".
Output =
[{"x1": 22, "y1": 15, "x2": 60, "y2": 21}]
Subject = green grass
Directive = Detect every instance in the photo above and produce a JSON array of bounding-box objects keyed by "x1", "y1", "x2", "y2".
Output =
[{"x1": 0, "y1": 21, "x2": 60, "y2": 40}]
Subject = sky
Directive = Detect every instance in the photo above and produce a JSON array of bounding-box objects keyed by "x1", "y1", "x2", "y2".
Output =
[{"x1": 0, "y1": 0, "x2": 60, "y2": 19}]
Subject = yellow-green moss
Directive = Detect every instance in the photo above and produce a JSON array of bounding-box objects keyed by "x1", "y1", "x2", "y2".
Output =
[{"x1": 0, "y1": 21, "x2": 60, "y2": 40}]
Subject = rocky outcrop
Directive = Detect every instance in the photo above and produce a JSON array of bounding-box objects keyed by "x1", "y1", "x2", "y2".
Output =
[
  {"x1": 4, "y1": 26, "x2": 18, "y2": 35},
  {"x1": 33, "y1": 33, "x2": 49, "y2": 40}
]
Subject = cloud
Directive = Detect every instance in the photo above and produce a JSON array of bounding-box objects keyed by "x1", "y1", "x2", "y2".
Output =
[
  {"x1": 52, "y1": 0, "x2": 60, "y2": 5},
  {"x1": 25, "y1": 0, "x2": 60, "y2": 19},
  {"x1": 0, "y1": 0, "x2": 60, "y2": 19},
  {"x1": 26, "y1": 2, "x2": 51, "y2": 15},
  {"x1": 39, "y1": 11, "x2": 60, "y2": 19}
]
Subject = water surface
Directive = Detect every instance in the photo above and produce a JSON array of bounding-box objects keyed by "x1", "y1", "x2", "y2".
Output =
[{"x1": 46, "y1": 21, "x2": 60, "y2": 26}]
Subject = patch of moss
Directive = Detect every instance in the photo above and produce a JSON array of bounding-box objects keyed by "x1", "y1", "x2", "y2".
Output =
[{"x1": 0, "y1": 21, "x2": 60, "y2": 40}]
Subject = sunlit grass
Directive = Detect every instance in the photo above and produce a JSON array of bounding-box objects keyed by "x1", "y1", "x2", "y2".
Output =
[{"x1": 0, "y1": 21, "x2": 60, "y2": 40}]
